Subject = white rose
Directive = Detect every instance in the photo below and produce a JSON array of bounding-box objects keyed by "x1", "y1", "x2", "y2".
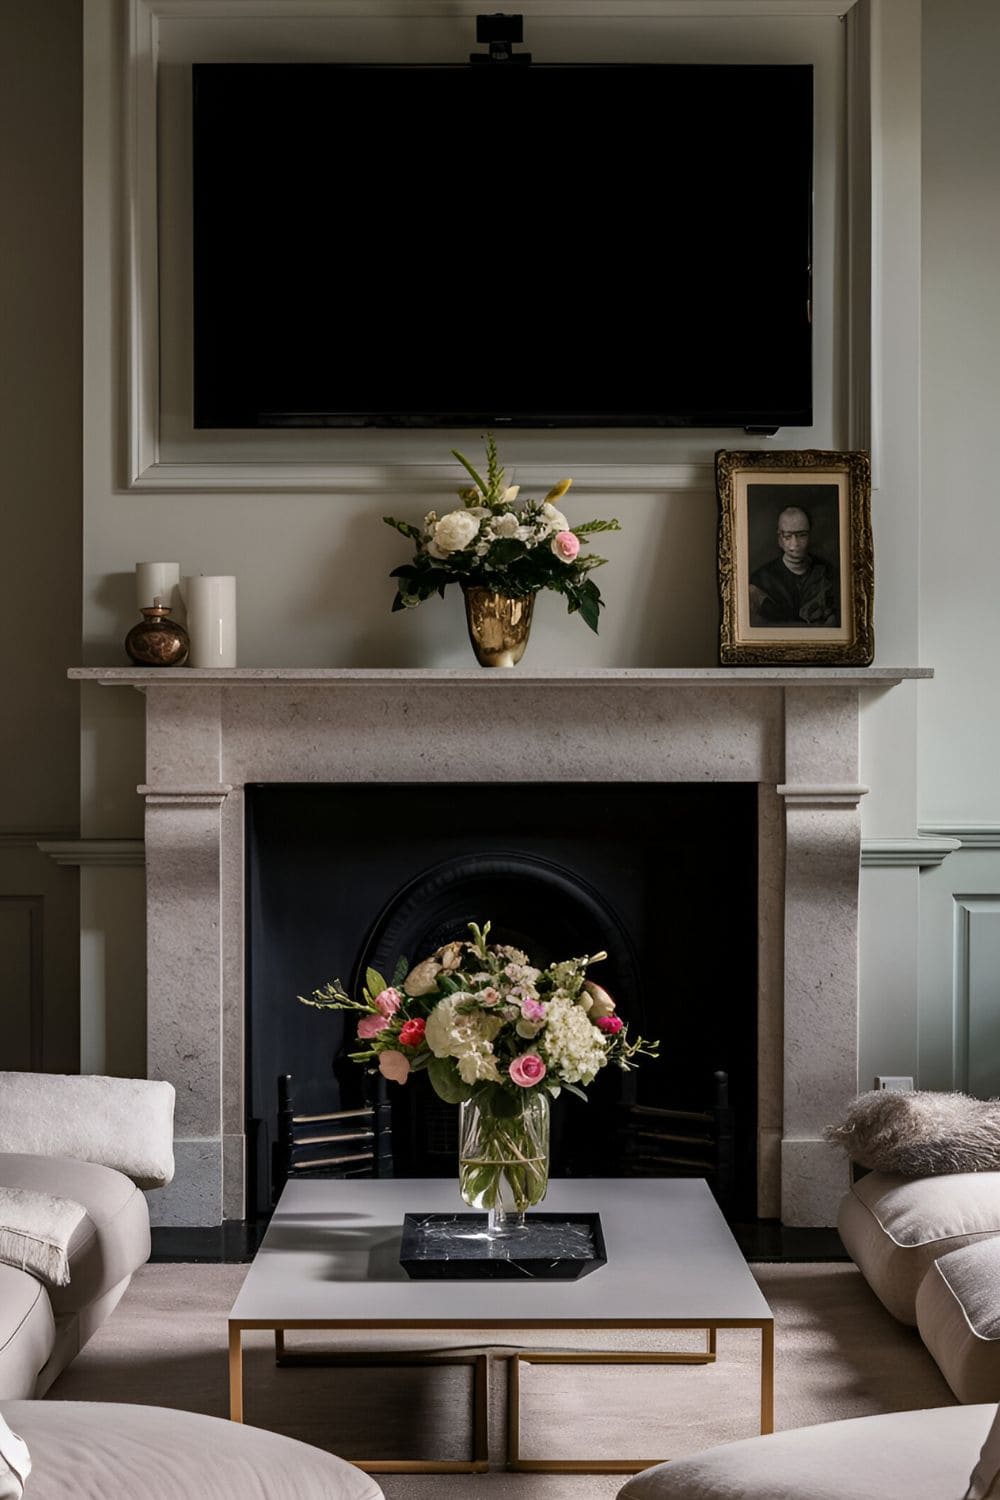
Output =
[
  {"x1": 493, "y1": 513, "x2": 520, "y2": 539},
  {"x1": 433, "y1": 510, "x2": 481, "y2": 554}
]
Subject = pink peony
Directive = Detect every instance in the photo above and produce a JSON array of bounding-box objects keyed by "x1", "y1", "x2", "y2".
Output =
[
  {"x1": 373, "y1": 987, "x2": 403, "y2": 1016},
  {"x1": 378, "y1": 1049, "x2": 411, "y2": 1084},
  {"x1": 551, "y1": 530, "x2": 581, "y2": 563},
  {"x1": 596, "y1": 1015, "x2": 624, "y2": 1035},
  {"x1": 357, "y1": 1013, "x2": 389, "y2": 1040},
  {"x1": 398, "y1": 1017, "x2": 426, "y2": 1048},
  {"x1": 509, "y1": 1053, "x2": 547, "y2": 1087},
  {"x1": 520, "y1": 997, "x2": 547, "y2": 1022}
]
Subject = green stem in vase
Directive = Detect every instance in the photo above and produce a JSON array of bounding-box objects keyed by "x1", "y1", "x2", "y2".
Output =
[{"x1": 459, "y1": 1093, "x2": 550, "y2": 1214}]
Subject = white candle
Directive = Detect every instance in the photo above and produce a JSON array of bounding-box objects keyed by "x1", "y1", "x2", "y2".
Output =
[
  {"x1": 182, "y1": 575, "x2": 237, "y2": 667},
  {"x1": 135, "y1": 561, "x2": 181, "y2": 614}
]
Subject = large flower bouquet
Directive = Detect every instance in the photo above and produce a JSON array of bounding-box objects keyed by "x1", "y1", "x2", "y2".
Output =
[
  {"x1": 383, "y1": 435, "x2": 621, "y2": 633},
  {"x1": 298, "y1": 921, "x2": 658, "y2": 1215}
]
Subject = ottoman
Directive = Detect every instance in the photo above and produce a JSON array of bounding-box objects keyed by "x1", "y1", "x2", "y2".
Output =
[
  {"x1": 917, "y1": 1237, "x2": 1000, "y2": 1404},
  {"x1": 837, "y1": 1170, "x2": 1000, "y2": 1324},
  {"x1": 0, "y1": 1401, "x2": 384, "y2": 1500},
  {"x1": 615, "y1": 1405, "x2": 997, "y2": 1500}
]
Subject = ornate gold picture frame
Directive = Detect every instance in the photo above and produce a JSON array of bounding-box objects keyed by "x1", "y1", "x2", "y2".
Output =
[{"x1": 716, "y1": 450, "x2": 874, "y2": 665}]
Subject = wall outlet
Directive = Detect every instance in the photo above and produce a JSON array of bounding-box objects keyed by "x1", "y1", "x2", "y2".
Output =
[{"x1": 874, "y1": 1075, "x2": 914, "y2": 1092}]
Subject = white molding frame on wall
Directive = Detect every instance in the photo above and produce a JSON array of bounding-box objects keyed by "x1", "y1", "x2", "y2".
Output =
[
  {"x1": 124, "y1": 0, "x2": 868, "y2": 494},
  {"x1": 919, "y1": 825, "x2": 1000, "y2": 850},
  {"x1": 37, "y1": 839, "x2": 146, "y2": 867},
  {"x1": 861, "y1": 837, "x2": 961, "y2": 867}
]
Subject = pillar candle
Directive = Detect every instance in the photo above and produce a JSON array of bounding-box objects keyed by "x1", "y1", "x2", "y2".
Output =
[
  {"x1": 135, "y1": 561, "x2": 181, "y2": 614},
  {"x1": 182, "y1": 575, "x2": 237, "y2": 667}
]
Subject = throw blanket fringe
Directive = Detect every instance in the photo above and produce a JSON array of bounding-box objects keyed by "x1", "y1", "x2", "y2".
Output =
[{"x1": 0, "y1": 1188, "x2": 86, "y2": 1288}]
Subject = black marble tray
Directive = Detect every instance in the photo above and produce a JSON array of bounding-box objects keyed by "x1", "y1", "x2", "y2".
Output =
[{"x1": 399, "y1": 1211, "x2": 607, "y2": 1280}]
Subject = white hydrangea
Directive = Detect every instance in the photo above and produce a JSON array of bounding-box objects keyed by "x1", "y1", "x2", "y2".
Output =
[
  {"x1": 424, "y1": 994, "x2": 503, "y2": 1084},
  {"x1": 539, "y1": 996, "x2": 608, "y2": 1085},
  {"x1": 492, "y1": 513, "x2": 521, "y2": 539}
]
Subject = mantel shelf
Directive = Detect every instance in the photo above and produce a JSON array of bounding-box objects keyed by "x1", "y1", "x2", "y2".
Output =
[{"x1": 70, "y1": 666, "x2": 931, "y2": 689}]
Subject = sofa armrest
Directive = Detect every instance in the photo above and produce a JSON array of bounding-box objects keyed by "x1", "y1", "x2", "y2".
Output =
[{"x1": 0, "y1": 1074, "x2": 175, "y2": 1189}]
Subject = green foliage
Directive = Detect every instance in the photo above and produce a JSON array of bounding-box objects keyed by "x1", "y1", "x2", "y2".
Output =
[{"x1": 427, "y1": 1056, "x2": 474, "y2": 1104}]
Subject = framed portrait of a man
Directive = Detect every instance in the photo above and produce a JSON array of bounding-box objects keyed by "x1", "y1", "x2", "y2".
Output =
[{"x1": 716, "y1": 450, "x2": 874, "y2": 665}]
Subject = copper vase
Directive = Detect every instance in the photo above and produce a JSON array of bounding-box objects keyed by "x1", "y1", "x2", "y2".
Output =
[
  {"x1": 462, "y1": 587, "x2": 535, "y2": 668},
  {"x1": 124, "y1": 606, "x2": 190, "y2": 667}
]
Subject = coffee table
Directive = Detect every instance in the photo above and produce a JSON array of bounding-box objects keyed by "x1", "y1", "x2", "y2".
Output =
[{"x1": 228, "y1": 1176, "x2": 773, "y2": 1475}]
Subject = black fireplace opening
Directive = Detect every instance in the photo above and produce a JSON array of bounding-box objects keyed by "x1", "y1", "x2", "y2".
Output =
[{"x1": 245, "y1": 783, "x2": 759, "y2": 1220}]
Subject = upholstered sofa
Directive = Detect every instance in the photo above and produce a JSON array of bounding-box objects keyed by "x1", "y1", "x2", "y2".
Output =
[
  {"x1": 0, "y1": 1402, "x2": 384, "y2": 1499},
  {"x1": 616, "y1": 1403, "x2": 1000, "y2": 1500},
  {"x1": 0, "y1": 1071, "x2": 175, "y2": 1399}
]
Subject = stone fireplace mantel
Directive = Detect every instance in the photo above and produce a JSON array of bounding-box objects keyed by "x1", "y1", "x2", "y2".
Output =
[{"x1": 72, "y1": 666, "x2": 930, "y2": 1228}]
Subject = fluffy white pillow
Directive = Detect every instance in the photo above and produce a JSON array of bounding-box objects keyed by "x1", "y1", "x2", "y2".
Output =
[
  {"x1": 0, "y1": 1411, "x2": 30, "y2": 1500},
  {"x1": 0, "y1": 1187, "x2": 86, "y2": 1287},
  {"x1": 0, "y1": 1072, "x2": 175, "y2": 1188}
]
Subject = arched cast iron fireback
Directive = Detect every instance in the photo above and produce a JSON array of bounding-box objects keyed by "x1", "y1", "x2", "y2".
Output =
[{"x1": 351, "y1": 851, "x2": 644, "y2": 1179}]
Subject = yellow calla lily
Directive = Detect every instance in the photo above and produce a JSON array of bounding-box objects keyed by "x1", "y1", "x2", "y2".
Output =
[{"x1": 544, "y1": 478, "x2": 573, "y2": 502}]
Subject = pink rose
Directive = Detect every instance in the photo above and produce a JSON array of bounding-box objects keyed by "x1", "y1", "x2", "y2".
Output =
[
  {"x1": 596, "y1": 1015, "x2": 623, "y2": 1035},
  {"x1": 398, "y1": 1017, "x2": 426, "y2": 1048},
  {"x1": 520, "y1": 998, "x2": 547, "y2": 1022},
  {"x1": 378, "y1": 1050, "x2": 411, "y2": 1084},
  {"x1": 373, "y1": 986, "x2": 403, "y2": 1017},
  {"x1": 357, "y1": 1013, "x2": 389, "y2": 1039},
  {"x1": 509, "y1": 1053, "x2": 547, "y2": 1087},
  {"x1": 551, "y1": 530, "x2": 580, "y2": 563}
]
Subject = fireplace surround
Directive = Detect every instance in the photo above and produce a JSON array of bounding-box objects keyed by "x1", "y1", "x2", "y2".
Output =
[{"x1": 71, "y1": 665, "x2": 927, "y2": 1228}]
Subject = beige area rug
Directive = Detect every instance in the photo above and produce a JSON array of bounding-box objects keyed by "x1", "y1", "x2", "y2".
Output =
[{"x1": 47, "y1": 1262, "x2": 955, "y2": 1500}]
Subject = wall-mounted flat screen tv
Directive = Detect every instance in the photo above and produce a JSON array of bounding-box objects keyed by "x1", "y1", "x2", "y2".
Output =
[{"x1": 192, "y1": 62, "x2": 813, "y2": 430}]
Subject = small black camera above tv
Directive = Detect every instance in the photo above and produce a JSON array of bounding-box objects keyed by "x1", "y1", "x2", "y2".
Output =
[{"x1": 471, "y1": 13, "x2": 531, "y2": 65}]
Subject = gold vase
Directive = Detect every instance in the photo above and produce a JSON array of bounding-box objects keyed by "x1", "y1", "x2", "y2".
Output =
[{"x1": 462, "y1": 587, "x2": 535, "y2": 668}]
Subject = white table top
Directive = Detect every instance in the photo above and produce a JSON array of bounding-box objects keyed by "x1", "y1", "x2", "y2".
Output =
[{"x1": 229, "y1": 1178, "x2": 772, "y2": 1328}]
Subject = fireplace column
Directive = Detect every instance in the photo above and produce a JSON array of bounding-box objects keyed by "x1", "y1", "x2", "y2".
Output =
[
  {"x1": 779, "y1": 688, "x2": 866, "y2": 1227},
  {"x1": 140, "y1": 685, "x2": 233, "y2": 1225}
]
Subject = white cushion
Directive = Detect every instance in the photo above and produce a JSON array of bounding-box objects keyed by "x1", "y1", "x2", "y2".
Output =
[
  {"x1": 0, "y1": 1411, "x2": 30, "y2": 1500},
  {"x1": 1, "y1": 1401, "x2": 384, "y2": 1500},
  {"x1": 838, "y1": 1171, "x2": 1000, "y2": 1323},
  {"x1": 616, "y1": 1405, "x2": 996, "y2": 1500},
  {"x1": 918, "y1": 1239, "x2": 1000, "y2": 1404},
  {"x1": 0, "y1": 1073, "x2": 175, "y2": 1188}
]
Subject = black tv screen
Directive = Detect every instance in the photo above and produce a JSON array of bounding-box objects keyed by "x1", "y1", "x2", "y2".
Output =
[{"x1": 192, "y1": 62, "x2": 813, "y2": 430}]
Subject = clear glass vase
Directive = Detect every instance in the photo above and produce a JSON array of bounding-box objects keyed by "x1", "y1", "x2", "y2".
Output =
[{"x1": 458, "y1": 1090, "x2": 550, "y2": 1234}]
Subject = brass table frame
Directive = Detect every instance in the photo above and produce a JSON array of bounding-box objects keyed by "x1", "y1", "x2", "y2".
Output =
[{"x1": 228, "y1": 1315, "x2": 774, "y2": 1475}]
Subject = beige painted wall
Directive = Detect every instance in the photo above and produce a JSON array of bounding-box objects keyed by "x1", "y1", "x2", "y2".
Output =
[{"x1": 0, "y1": 0, "x2": 82, "y2": 1071}]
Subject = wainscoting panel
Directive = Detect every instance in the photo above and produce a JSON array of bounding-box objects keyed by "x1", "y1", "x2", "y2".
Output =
[
  {"x1": 955, "y1": 897, "x2": 1000, "y2": 1099},
  {"x1": 0, "y1": 845, "x2": 80, "y2": 1074},
  {"x1": 0, "y1": 895, "x2": 43, "y2": 1069},
  {"x1": 918, "y1": 846, "x2": 1000, "y2": 1096}
]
